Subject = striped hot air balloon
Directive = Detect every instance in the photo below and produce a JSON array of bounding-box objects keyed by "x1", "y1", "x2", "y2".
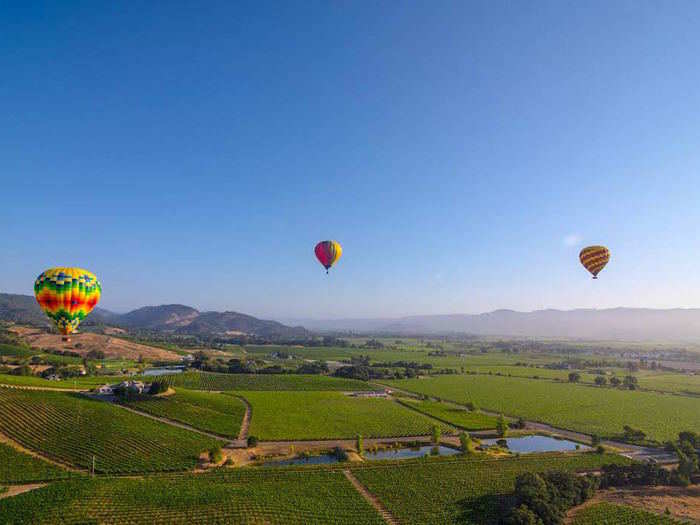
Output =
[
  {"x1": 34, "y1": 267, "x2": 101, "y2": 340},
  {"x1": 579, "y1": 246, "x2": 610, "y2": 279},
  {"x1": 314, "y1": 241, "x2": 342, "y2": 274}
]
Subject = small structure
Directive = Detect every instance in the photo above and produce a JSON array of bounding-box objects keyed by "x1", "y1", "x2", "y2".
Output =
[
  {"x1": 96, "y1": 384, "x2": 114, "y2": 395},
  {"x1": 351, "y1": 390, "x2": 389, "y2": 398}
]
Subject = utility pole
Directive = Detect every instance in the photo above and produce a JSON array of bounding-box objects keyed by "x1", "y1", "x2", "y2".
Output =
[{"x1": 91, "y1": 455, "x2": 95, "y2": 477}]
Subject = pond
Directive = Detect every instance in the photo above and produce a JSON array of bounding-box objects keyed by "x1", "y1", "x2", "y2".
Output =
[
  {"x1": 142, "y1": 366, "x2": 185, "y2": 377},
  {"x1": 259, "y1": 454, "x2": 341, "y2": 467},
  {"x1": 479, "y1": 435, "x2": 588, "y2": 454},
  {"x1": 363, "y1": 445, "x2": 460, "y2": 461}
]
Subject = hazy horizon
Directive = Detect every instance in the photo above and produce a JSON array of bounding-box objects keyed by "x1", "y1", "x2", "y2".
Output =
[{"x1": 3, "y1": 2, "x2": 700, "y2": 319}]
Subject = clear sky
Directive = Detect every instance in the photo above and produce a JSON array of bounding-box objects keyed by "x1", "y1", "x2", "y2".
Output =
[{"x1": 2, "y1": 1, "x2": 700, "y2": 320}]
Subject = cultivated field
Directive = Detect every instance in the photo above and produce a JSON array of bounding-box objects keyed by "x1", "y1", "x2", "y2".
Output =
[
  {"x1": 239, "y1": 391, "x2": 452, "y2": 440},
  {"x1": 387, "y1": 374, "x2": 700, "y2": 442},
  {"x1": 396, "y1": 398, "x2": 498, "y2": 430},
  {"x1": 122, "y1": 388, "x2": 247, "y2": 438},
  {"x1": 0, "y1": 387, "x2": 218, "y2": 473},
  {"x1": 0, "y1": 443, "x2": 77, "y2": 484},
  {"x1": 160, "y1": 371, "x2": 373, "y2": 391},
  {"x1": 352, "y1": 453, "x2": 629, "y2": 525},
  {"x1": 571, "y1": 502, "x2": 684, "y2": 524},
  {"x1": 0, "y1": 470, "x2": 385, "y2": 524}
]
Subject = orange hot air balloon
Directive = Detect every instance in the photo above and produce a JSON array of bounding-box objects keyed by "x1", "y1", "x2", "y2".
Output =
[
  {"x1": 579, "y1": 246, "x2": 610, "y2": 279},
  {"x1": 315, "y1": 241, "x2": 342, "y2": 274}
]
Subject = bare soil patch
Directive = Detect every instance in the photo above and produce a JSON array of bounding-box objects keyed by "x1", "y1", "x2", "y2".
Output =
[
  {"x1": 11, "y1": 326, "x2": 181, "y2": 362},
  {"x1": 567, "y1": 486, "x2": 700, "y2": 524}
]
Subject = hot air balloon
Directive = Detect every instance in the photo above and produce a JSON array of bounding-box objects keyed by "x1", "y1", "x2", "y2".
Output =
[
  {"x1": 314, "y1": 241, "x2": 342, "y2": 274},
  {"x1": 579, "y1": 246, "x2": 610, "y2": 279},
  {"x1": 34, "y1": 268, "x2": 101, "y2": 341}
]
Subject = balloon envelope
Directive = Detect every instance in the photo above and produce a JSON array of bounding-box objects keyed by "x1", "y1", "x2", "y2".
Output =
[
  {"x1": 314, "y1": 241, "x2": 342, "y2": 272},
  {"x1": 34, "y1": 267, "x2": 101, "y2": 335},
  {"x1": 579, "y1": 246, "x2": 610, "y2": 279}
]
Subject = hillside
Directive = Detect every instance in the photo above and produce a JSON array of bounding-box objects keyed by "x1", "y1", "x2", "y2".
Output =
[
  {"x1": 291, "y1": 308, "x2": 700, "y2": 341},
  {"x1": 0, "y1": 293, "x2": 306, "y2": 339},
  {"x1": 9, "y1": 326, "x2": 182, "y2": 362}
]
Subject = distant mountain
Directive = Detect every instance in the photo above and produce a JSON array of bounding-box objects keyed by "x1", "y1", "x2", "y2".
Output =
[
  {"x1": 118, "y1": 305, "x2": 200, "y2": 330},
  {"x1": 0, "y1": 293, "x2": 306, "y2": 339},
  {"x1": 288, "y1": 308, "x2": 700, "y2": 341}
]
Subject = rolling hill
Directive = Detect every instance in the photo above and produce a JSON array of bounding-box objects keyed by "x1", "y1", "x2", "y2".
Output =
[{"x1": 0, "y1": 293, "x2": 306, "y2": 339}]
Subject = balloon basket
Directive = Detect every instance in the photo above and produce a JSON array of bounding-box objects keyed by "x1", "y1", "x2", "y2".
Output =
[{"x1": 62, "y1": 336, "x2": 71, "y2": 343}]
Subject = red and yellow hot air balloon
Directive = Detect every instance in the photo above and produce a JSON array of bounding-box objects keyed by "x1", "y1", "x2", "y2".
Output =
[
  {"x1": 314, "y1": 241, "x2": 342, "y2": 274},
  {"x1": 34, "y1": 267, "x2": 101, "y2": 340},
  {"x1": 579, "y1": 246, "x2": 610, "y2": 279}
]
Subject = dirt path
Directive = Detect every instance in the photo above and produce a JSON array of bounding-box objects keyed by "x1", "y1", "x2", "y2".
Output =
[
  {"x1": 566, "y1": 486, "x2": 700, "y2": 524},
  {"x1": 107, "y1": 402, "x2": 229, "y2": 442},
  {"x1": 236, "y1": 395, "x2": 251, "y2": 441},
  {"x1": 0, "y1": 483, "x2": 47, "y2": 500},
  {"x1": 0, "y1": 383, "x2": 86, "y2": 392},
  {"x1": 0, "y1": 432, "x2": 85, "y2": 473},
  {"x1": 343, "y1": 469, "x2": 399, "y2": 525}
]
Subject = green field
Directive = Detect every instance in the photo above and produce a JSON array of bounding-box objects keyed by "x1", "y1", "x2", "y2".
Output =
[
  {"x1": 572, "y1": 502, "x2": 684, "y2": 524},
  {"x1": 0, "y1": 443, "x2": 77, "y2": 484},
  {"x1": 0, "y1": 387, "x2": 219, "y2": 473},
  {"x1": 397, "y1": 398, "x2": 498, "y2": 430},
  {"x1": 159, "y1": 371, "x2": 373, "y2": 391},
  {"x1": 239, "y1": 391, "x2": 452, "y2": 440},
  {"x1": 636, "y1": 371, "x2": 700, "y2": 396},
  {"x1": 122, "y1": 389, "x2": 246, "y2": 438},
  {"x1": 0, "y1": 470, "x2": 384, "y2": 525},
  {"x1": 0, "y1": 373, "x2": 125, "y2": 389},
  {"x1": 387, "y1": 374, "x2": 700, "y2": 442},
  {"x1": 352, "y1": 452, "x2": 628, "y2": 525}
]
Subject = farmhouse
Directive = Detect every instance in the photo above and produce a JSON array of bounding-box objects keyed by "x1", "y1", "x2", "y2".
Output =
[{"x1": 351, "y1": 389, "x2": 391, "y2": 398}]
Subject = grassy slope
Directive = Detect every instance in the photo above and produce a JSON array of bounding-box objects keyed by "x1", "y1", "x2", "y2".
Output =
[
  {"x1": 572, "y1": 502, "x2": 684, "y2": 524},
  {"x1": 353, "y1": 453, "x2": 630, "y2": 525},
  {"x1": 0, "y1": 470, "x2": 384, "y2": 525},
  {"x1": 387, "y1": 375, "x2": 700, "y2": 441},
  {"x1": 0, "y1": 387, "x2": 218, "y2": 473},
  {"x1": 122, "y1": 389, "x2": 246, "y2": 438},
  {"x1": 239, "y1": 391, "x2": 452, "y2": 440},
  {"x1": 396, "y1": 398, "x2": 498, "y2": 430},
  {"x1": 0, "y1": 443, "x2": 77, "y2": 483}
]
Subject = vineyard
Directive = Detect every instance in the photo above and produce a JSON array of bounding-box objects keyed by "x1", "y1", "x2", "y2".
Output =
[
  {"x1": 239, "y1": 391, "x2": 453, "y2": 440},
  {"x1": 396, "y1": 398, "x2": 498, "y2": 430},
  {"x1": 387, "y1": 374, "x2": 700, "y2": 442},
  {"x1": 122, "y1": 388, "x2": 246, "y2": 438},
  {"x1": 0, "y1": 373, "x2": 119, "y2": 389},
  {"x1": 0, "y1": 387, "x2": 219, "y2": 473},
  {"x1": 0, "y1": 443, "x2": 77, "y2": 484},
  {"x1": 158, "y1": 371, "x2": 373, "y2": 391},
  {"x1": 0, "y1": 469, "x2": 385, "y2": 524},
  {"x1": 572, "y1": 502, "x2": 684, "y2": 524},
  {"x1": 351, "y1": 452, "x2": 630, "y2": 525}
]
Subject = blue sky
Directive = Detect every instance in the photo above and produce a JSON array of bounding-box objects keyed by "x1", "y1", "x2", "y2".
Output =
[{"x1": 2, "y1": 1, "x2": 700, "y2": 319}]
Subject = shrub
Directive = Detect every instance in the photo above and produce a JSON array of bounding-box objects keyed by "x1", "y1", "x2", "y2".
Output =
[
  {"x1": 356, "y1": 435, "x2": 364, "y2": 455},
  {"x1": 247, "y1": 436, "x2": 259, "y2": 447},
  {"x1": 496, "y1": 414, "x2": 508, "y2": 437},
  {"x1": 209, "y1": 446, "x2": 223, "y2": 463},
  {"x1": 432, "y1": 425, "x2": 441, "y2": 444}
]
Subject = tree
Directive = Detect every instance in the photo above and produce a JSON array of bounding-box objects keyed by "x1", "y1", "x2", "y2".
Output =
[
  {"x1": 594, "y1": 376, "x2": 607, "y2": 386},
  {"x1": 432, "y1": 425, "x2": 441, "y2": 444},
  {"x1": 497, "y1": 414, "x2": 508, "y2": 437},
  {"x1": 590, "y1": 434, "x2": 601, "y2": 447},
  {"x1": 568, "y1": 372, "x2": 581, "y2": 383},
  {"x1": 209, "y1": 446, "x2": 223, "y2": 463},
  {"x1": 609, "y1": 376, "x2": 621, "y2": 387},
  {"x1": 247, "y1": 436, "x2": 258, "y2": 447},
  {"x1": 623, "y1": 375, "x2": 638, "y2": 390},
  {"x1": 356, "y1": 435, "x2": 364, "y2": 455},
  {"x1": 507, "y1": 505, "x2": 542, "y2": 525},
  {"x1": 459, "y1": 431, "x2": 473, "y2": 454}
]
